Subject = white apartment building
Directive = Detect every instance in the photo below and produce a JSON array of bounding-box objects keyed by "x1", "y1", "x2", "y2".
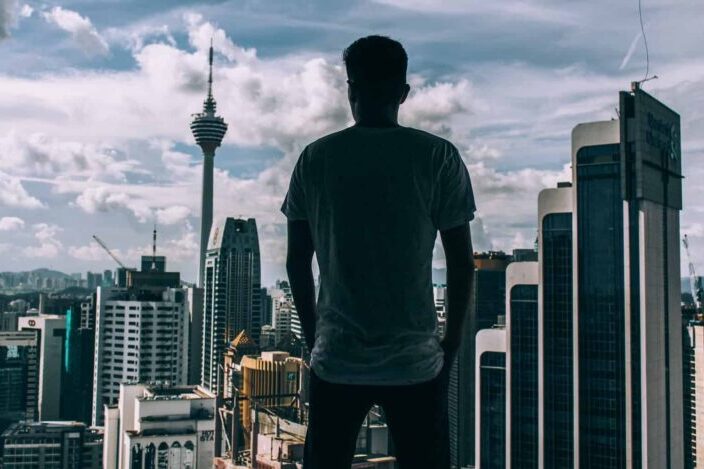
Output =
[
  {"x1": 92, "y1": 285, "x2": 190, "y2": 426},
  {"x1": 103, "y1": 383, "x2": 216, "y2": 469}
]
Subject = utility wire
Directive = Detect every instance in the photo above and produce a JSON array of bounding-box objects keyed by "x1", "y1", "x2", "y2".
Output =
[{"x1": 638, "y1": 0, "x2": 650, "y2": 81}]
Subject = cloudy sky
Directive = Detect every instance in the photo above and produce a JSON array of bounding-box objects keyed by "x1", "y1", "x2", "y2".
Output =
[{"x1": 0, "y1": 0, "x2": 703, "y2": 286}]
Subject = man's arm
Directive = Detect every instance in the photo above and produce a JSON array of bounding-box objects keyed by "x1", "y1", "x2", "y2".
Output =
[
  {"x1": 286, "y1": 219, "x2": 317, "y2": 351},
  {"x1": 439, "y1": 223, "x2": 475, "y2": 363}
]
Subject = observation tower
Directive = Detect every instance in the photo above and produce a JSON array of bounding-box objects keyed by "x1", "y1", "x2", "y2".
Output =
[{"x1": 191, "y1": 43, "x2": 228, "y2": 287}]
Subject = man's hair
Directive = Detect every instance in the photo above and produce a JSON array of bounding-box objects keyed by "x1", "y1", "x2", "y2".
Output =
[{"x1": 343, "y1": 35, "x2": 407, "y2": 85}]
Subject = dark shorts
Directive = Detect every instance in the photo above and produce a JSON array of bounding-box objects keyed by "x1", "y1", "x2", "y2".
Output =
[{"x1": 303, "y1": 364, "x2": 451, "y2": 469}]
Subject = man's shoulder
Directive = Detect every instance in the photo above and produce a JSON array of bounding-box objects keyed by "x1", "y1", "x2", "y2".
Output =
[
  {"x1": 401, "y1": 127, "x2": 457, "y2": 150},
  {"x1": 306, "y1": 126, "x2": 456, "y2": 154}
]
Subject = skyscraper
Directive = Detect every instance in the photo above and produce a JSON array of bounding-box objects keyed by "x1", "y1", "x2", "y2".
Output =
[
  {"x1": 506, "y1": 261, "x2": 539, "y2": 469},
  {"x1": 572, "y1": 85, "x2": 683, "y2": 467},
  {"x1": 538, "y1": 184, "x2": 574, "y2": 468},
  {"x1": 191, "y1": 43, "x2": 228, "y2": 288},
  {"x1": 0, "y1": 331, "x2": 38, "y2": 433},
  {"x1": 475, "y1": 326, "x2": 506, "y2": 469},
  {"x1": 18, "y1": 315, "x2": 65, "y2": 421},
  {"x1": 683, "y1": 319, "x2": 703, "y2": 468},
  {"x1": 202, "y1": 217, "x2": 262, "y2": 393},
  {"x1": 449, "y1": 251, "x2": 510, "y2": 468},
  {"x1": 62, "y1": 302, "x2": 95, "y2": 424},
  {"x1": 91, "y1": 259, "x2": 190, "y2": 426}
]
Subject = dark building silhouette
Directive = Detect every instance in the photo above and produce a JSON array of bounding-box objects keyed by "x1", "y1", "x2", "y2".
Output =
[{"x1": 448, "y1": 251, "x2": 510, "y2": 468}]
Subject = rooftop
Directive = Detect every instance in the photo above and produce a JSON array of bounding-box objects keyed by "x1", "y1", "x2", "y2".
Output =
[{"x1": 140, "y1": 384, "x2": 215, "y2": 401}]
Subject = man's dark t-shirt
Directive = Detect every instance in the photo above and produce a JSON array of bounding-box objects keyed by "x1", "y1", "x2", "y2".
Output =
[{"x1": 281, "y1": 125, "x2": 476, "y2": 385}]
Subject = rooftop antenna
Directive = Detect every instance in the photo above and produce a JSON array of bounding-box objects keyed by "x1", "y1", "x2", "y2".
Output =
[
  {"x1": 151, "y1": 224, "x2": 157, "y2": 272},
  {"x1": 632, "y1": 0, "x2": 658, "y2": 90}
]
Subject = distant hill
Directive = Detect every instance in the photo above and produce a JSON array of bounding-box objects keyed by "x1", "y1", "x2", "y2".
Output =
[{"x1": 0, "y1": 268, "x2": 72, "y2": 278}]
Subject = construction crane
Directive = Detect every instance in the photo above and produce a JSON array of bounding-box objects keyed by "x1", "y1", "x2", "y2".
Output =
[
  {"x1": 683, "y1": 234, "x2": 702, "y2": 311},
  {"x1": 92, "y1": 235, "x2": 126, "y2": 269}
]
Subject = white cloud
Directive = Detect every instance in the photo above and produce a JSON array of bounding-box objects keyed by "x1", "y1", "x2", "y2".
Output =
[
  {"x1": 19, "y1": 4, "x2": 31, "y2": 18},
  {"x1": 73, "y1": 186, "x2": 152, "y2": 222},
  {"x1": 0, "y1": 216, "x2": 24, "y2": 231},
  {"x1": 41, "y1": 6, "x2": 109, "y2": 57},
  {"x1": 23, "y1": 223, "x2": 62, "y2": 258},
  {"x1": 0, "y1": 172, "x2": 45, "y2": 208},
  {"x1": 0, "y1": 132, "x2": 140, "y2": 180},
  {"x1": 0, "y1": 0, "x2": 17, "y2": 39},
  {"x1": 155, "y1": 205, "x2": 191, "y2": 225},
  {"x1": 68, "y1": 241, "x2": 118, "y2": 262},
  {"x1": 370, "y1": 0, "x2": 575, "y2": 24}
]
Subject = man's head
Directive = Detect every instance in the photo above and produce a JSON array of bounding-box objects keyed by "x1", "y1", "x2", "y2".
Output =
[{"x1": 343, "y1": 35, "x2": 410, "y2": 124}]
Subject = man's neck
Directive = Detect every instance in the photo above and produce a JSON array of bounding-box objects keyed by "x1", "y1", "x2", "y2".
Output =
[{"x1": 354, "y1": 116, "x2": 399, "y2": 128}]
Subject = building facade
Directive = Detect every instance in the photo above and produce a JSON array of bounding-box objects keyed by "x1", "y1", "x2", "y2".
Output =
[
  {"x1": 506, "y1": 262, "x2": 539, "y2": 469},
  {"x1": 475, "y1": 327, "x2": 506, "y2": 469},
  {"x1": 62, "y1": 303, "x2": 95, "y2": 424},
  {"x1": 103, "y1": 383, "x2": 215, "y2": 469},
  {"x1": 202, "y1": 217, "x2": 262, "y2": 393},
  {"x1": 0, "y1": 331, "x2": 38, "y2": 433},
  {"x1": 92, "y1": 263, "x2": 190, "y2": 426},
  {"x1": 537, "y1": 184, "x2": 574, "y2": 468},
  {"x1": 572, "y1": 87, "x2": 683, "y2": 467},
  {"x1": 0, "y1": 421, "x2": 102, "y2": 469},
  {"x1": 449, "y1": 251, "x2": 510, "y2": 468},
  {"x1": 18, "y1": 315, "x2": 65, "y2": 421}
]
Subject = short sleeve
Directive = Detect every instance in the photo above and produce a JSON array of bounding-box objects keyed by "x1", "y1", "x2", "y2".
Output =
[
  {"x1": 280, "y1": 149, "x2": 308, "y2": 221},
  {"x1": 431, "y1": 144, "x2": 476, "y2": 231}
]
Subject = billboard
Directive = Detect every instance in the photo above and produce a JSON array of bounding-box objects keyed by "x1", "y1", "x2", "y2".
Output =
[{"x1": 620, "y1": 87, "x2": 682, "y2": 209}]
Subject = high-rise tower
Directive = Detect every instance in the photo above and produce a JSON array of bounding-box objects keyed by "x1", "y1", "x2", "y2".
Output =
[{"x1": 191, "y1": 42, "x2": 228, "y2": 287}]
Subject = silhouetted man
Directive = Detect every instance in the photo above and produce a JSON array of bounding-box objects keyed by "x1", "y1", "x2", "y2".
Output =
[{"x1": 282, "y1": 35, "x2": 476, "y2": 469}]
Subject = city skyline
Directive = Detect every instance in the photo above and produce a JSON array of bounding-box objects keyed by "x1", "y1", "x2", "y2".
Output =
[{"x1": 1, "y1": 0, "x2": 703, "y2": 285}]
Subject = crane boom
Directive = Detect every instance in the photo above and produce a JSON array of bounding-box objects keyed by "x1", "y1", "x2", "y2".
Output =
[
  {"x1": 93, "y1": 235, "x2": 126, "y2": 268},
  {"x1": 683, "y1": 234, "x2": 702, "y2": 311}
]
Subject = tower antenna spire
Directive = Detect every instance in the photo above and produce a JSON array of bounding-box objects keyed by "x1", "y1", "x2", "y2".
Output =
[
  {"x1": 208, "y1": 38, "x2": 214, "y2": 100},
  {"x1": 151, "y1": 224, "x2": 157, "y2": 272}
]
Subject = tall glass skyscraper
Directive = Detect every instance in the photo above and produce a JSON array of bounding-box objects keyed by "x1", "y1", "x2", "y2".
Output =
[
  {"x1": 538, "y1": 185, "x2": 574, "y2": 468},
  {"x1": 449, "y1": 252, "x2": 510, "y2": 468},
  {"x1": 475, "y1": 327, "x2": 506, "y2": 469},
  {"x1": 506, "y1": 262, "x2": 539, "y2": 469},
  {"x1": 572, "y1": 86, "x2": 683, "y2": 467},
  {"x1": 202, "y1": 217, "x2": 262, "y2": 393}
]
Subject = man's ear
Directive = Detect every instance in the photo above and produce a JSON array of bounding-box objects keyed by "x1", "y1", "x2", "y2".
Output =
[{"x1": 398, "y1": 83, "x2": 411, "y2": 105}]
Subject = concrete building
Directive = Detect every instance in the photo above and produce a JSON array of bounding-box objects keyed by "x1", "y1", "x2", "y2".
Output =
[
  {"x1": 506, "y1": 262, "x2": 539, "y2": 469},
  {"x1": 0, "y1": 421, "x2": 102, "y2": 469},
  {"x1": 537, "y1": 183, "x2": 574, "y2": 468},
  {"x1": 261, "y1": 287, "x2": 273, "y2": 327},
  {"x1": 103, "y1": 383, "x2": 216, "y2": 469},
  {"x1": 187, "y1": 286, "x2": 204, "y2": 385},
  {"x1": 18, "y1": 315, "x2": 65, "y2": 421},
  {"x1": 572, "y1": 86, "x2": 683, "y2": 467},
  {"x1": 273, "y1": 296, "x2": 302, "y2": 346},
  {"x1": 202, "y1": 217, "x2": 262, "y2": 393},
  {"x1": 0, "y1": 311, "x2": 20, "y2": 331},
  {"x1": 684, "y1": 320, "x2": 703, "y2": 468},
  {"x1": 475, "y1": 326, "x2": 506, "y2": 469},
  {"x1": 0, "y1": 331, "x2": 38, "y2": 433},
  {"x1": 91, "y1": 263, "x2": 190, "y2": 426},
  {"x1": 239, "y1": 352, "x2": 303, "y2": 439},
  {"x1": 62, "y1": 302, "x2": 95, "y2": 424},
  {"x1": 191, "y1": 43, "x2": 228, "y2": 288},
  {"x1": 449, "y1": 251, "x2": 510, "y2": 468}
]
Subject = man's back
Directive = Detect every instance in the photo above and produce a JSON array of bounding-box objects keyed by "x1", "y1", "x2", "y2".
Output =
[{"x1": 282, "y1": 125, "x2": 475, "y2": 385}]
